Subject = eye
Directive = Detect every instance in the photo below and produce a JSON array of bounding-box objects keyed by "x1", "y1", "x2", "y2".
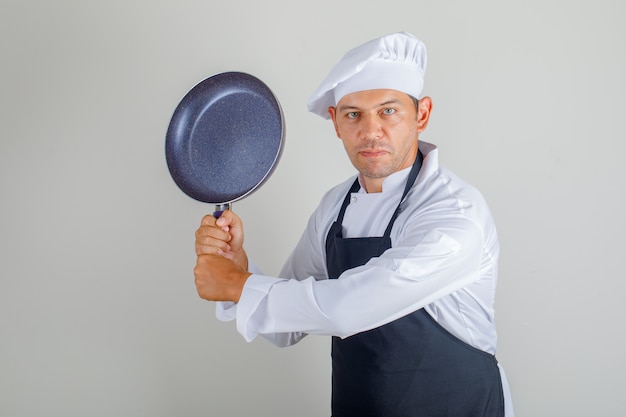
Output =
[
  {"x1": 382, "y1": 108, "x2": 396, "y2": 115},
  {"x1": 347, "y1": 111, "x2": 360, "y2": 119}
]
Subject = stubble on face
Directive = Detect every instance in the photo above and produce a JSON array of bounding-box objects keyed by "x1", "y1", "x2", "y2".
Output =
[
  {"x1": 332, "y1": 90, "x2": 420, "y2": 191},
  {"x1": 346, "y1": 138, "x2": 414, "y2": 181}
]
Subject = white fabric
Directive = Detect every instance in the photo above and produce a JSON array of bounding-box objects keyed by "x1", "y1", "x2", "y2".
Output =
[
  {"x1": 216, "y1": 141, "x2": 513, "y2": 416},
  {"x1": 307, "y1": 32, "x2": 427, "y2": 119}
]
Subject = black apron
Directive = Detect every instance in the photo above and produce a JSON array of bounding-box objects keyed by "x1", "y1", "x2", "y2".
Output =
[{"x1": 325, "y1": 153, "x2": 504, "y2": 417}]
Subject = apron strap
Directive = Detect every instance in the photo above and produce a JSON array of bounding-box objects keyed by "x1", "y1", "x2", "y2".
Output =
[
  {"x1": 335, "y1": 178, "x2": 361, "y2": 227},
  {"x1": 383, "y1": 150, "x2": 423, "y2": 238},
  {"x1": 335, "y1": 150, "x2": 423, "y2": 236}
]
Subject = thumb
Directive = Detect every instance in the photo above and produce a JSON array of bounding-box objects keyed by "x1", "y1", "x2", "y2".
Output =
[{"x1": 215, "y1": 210, "x2": 244, "y2": 250}]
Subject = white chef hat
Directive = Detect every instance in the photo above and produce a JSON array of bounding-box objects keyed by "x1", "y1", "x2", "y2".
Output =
[{"x1": 307, "y1": 32, "x2": 427, "y2": 119}]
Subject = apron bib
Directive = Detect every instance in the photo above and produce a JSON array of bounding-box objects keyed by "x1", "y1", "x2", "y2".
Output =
[{"x1": 325, "y1": 153, "x2": 504, "y2": 417}]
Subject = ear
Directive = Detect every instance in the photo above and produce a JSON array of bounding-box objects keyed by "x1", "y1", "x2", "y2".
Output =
[
  {"x1": 327, "y1": 106, "x2": 341, "y2": 138},
  {"x1": 416, "y1": 96, "x2": 433, "y2": 134}
]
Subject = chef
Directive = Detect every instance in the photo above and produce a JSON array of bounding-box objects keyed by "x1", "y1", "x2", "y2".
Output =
[{"x1": 194, "y1": 32, "x2": 514, "y2": 416}]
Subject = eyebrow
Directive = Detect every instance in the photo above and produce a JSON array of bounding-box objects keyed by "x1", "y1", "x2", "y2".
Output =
[{"x1": 338, "y1": 99, "x2": 402, "y2": 113}]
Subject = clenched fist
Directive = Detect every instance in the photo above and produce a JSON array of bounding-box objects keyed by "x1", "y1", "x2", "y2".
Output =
[
  {"x1": 194, "y1": 211, "x2": 251, "y2": 302},
  {"x1": 194, "y1": 254, "x2": 251, "y2": 302}
]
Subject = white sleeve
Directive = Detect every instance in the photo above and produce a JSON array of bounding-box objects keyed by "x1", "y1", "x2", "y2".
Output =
[
  {"x1": 233, "y1": 213, "x2": 485, "y2": 342},
  {"x1": 214, "y1": 258, "x2": 265, "y2": 322},
  {"x1": 233, "y1": 206, "x2": 332, "y2": 346},
  {"x1": 216, "y1": 210, "x2": 329, "y2": 346}
]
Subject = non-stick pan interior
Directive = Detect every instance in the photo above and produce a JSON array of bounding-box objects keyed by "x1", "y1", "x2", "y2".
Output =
[{"x1": 166, "y1": 72, "x2": 284, "y2": 204}]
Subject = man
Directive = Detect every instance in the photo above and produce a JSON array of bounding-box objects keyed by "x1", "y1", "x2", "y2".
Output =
[{"x1": 194, "y1": 32, "x2": 514, "y2": 416}]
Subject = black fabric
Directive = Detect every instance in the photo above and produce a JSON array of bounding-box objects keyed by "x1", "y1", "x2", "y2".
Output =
[
  {"x1": 324, "y1": 152, "x2": 504, "y2": 417},
  {"x1": 325, "y1": 152, "x2": 422, "y2": 281}
]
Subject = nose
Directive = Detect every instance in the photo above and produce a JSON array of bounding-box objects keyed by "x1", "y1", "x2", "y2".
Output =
[{"x1": 361, "y1": 113, "x2": 383, "y2": 141}]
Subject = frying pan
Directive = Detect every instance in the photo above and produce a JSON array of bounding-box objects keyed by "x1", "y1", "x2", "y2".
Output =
[{"x1": 165, "y1": 71, "x2": 285, "y2": 217}]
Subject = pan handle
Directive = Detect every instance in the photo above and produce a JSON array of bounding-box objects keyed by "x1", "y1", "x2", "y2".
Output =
[{"x1": 213, "y1": 203, "x2": 231, "y2": 218}]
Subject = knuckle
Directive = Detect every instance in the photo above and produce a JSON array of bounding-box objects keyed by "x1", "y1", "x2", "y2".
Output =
[{"x1": 201, "y1": 215, "x2": 216, "y2": 226}]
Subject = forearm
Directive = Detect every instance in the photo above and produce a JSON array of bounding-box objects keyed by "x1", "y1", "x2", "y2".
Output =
[{"x1": 234, "y1": 225, "x2": 484, "y2": 341}]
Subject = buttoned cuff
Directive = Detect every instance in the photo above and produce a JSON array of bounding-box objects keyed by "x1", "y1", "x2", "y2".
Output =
[
  {"x1": 214, "y1": 258, "x2": 266, "y2": 322},
  {"x1": 235, "y1": 274, "x2": 285, "y2": 342}
]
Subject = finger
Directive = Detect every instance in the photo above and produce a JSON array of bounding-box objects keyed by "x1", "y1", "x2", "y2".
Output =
[
  {"x1": 216, "y1": 210, "x2": 244, "y2": 250},
  {"x1": 194, "y1": 255, "x2": 215, "y2": 300},
  {"x1": 204, "y1": 212, "x2": 232, "y2": 233},
  {"x1": 196, "y1": 236, "x2": 231, "y2": 255},
  {"x1": 214, "y1": 210, "x2": 240, "y2": 228},
  {"x1": 200, "y1": 214, "x2": 218, "y2": 227},
  {"x1": 195, "y1": 225, "x2": 230, "y2": 241}
]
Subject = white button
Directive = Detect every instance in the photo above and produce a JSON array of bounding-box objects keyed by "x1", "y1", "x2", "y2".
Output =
[{"x1": 351, "y1": 195, "x2": 357, "y2": 203}]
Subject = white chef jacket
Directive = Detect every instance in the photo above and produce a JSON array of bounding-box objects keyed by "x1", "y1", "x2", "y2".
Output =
[{"x1": 216, "y1": 141, "x2": 513, "y2": 415}]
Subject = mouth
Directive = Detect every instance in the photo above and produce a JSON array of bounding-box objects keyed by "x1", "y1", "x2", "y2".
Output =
[{"x1": 359, "y1": 149, "x2": 389, "y2": 158}]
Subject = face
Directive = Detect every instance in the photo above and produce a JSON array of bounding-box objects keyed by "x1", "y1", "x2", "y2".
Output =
[{"x1": 328, "y1": 89, "x2": 432, "y2": 193}]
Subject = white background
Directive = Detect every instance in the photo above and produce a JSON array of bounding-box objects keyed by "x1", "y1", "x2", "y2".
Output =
[{"x1": 1, "y1": 1, "x2": 624, "y2": 416}]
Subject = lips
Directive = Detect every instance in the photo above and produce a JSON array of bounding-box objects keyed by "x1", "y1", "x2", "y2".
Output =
[{"x1": 359, "y1": 149, "x2": 390, "y2": 158}]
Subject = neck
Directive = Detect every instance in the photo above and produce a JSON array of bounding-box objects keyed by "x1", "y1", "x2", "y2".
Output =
[{"x1": 360, "y1": 176, "x2": 384, "y2": 193}]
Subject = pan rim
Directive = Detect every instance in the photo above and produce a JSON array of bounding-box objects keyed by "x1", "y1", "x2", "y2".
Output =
[{"x1": 165, "y1": 71, "x2": 285, "y2": 205}]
